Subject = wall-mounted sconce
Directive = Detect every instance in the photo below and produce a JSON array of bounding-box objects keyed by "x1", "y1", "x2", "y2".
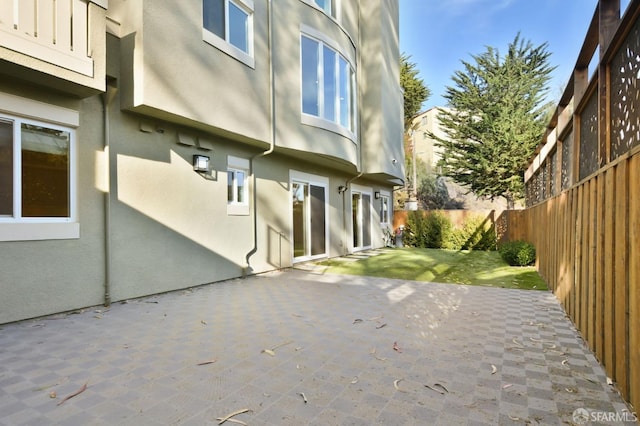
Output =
[
  {"x1": 374, "y1": 191, "x2": 380, "y2": 199},
  {"x1": 338, "y1": 185, "x2": 347, "y2": 194},
  {"x1": 193, "y1": 154, "x2": 210, "y2": 172}
]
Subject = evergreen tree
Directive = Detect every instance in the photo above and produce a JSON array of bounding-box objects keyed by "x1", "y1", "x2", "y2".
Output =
[
  {"x1": 400, "y1": 53, "x2": 430, "y2": 129},
  {"x1": 433, "y1": 34, "x2": 555, "y2": 208}
]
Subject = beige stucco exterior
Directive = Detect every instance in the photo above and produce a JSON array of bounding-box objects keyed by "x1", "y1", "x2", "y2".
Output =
[{"x1": 0, "y1": 0, "x2": 404, "y2": 324}]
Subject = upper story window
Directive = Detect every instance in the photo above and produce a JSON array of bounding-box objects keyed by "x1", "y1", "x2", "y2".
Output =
[
  {"x1": 314, "y1": 0, "x2": 337, "y2": 17},
  {"x1": 300, "y1": 32, "x2": 356, "y2": 135},
  {"x1": 203, "y1": 0, "x2": 255, "y2": 68}
]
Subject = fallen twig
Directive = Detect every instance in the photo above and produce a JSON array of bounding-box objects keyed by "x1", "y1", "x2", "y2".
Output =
[
  {"x1": 424, "y1": 383, "x2": 448, "y2": 395},
  {"x1": 376, "y1": 323, "x2": 387, "y2": 329},
  {"x1": 218, "y1": 408, "x2": 250, "y2": 425},
  {"x1": 56, "y1": 383, "x2": 87, "y2": 406}
]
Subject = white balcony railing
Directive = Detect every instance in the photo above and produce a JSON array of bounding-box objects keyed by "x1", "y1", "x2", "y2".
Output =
[{"x1": 0, "y1": 0, "x2": 94, "y2": 76}]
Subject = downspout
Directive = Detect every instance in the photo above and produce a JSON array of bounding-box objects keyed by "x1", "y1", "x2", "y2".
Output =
[
  {"x1": 341, "y1": 2, "x2": 364, "y2": 255},
  {"x1": 244, "y1": 0, "x2": 276, "y2": 275},
  {"x1": 102, "y1": 84, "x2": 118, "y2": 307}
]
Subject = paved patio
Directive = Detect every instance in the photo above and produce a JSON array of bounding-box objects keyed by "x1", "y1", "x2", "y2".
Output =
[{"x1": 0, "y1": 266, "x2": 636, "y2": 425}]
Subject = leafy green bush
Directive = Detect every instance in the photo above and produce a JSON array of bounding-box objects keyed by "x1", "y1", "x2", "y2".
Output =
[
  {"x1": 403, "y1": 212, "x2": 496, "y2": 251},
  {"x1": 498, "y1": 240, "x2": 536, "y2": 266},
  {"x1": 403, "y1": 211, "x2": 453, "y2": 249}
]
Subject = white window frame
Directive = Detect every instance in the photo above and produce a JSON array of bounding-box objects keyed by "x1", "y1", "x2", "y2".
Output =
[
  {"x1": 300, "y1": 0, "x2": 340, "y2": 20},
  {"x1": 203, "y1": 0, "x2": 255, "y2": 68},
  {"x1": 290, "y1": 170, "x2": 329, "y2": 262},
  {"x1": 300, "y1": 25, "x2": 357, "y2": 140},
  {"x1": 227, "y1": 155, "x2": 250, "y2": 216},
  {"x1": 0, "y1": 93, "x2": 79, "y2": 242},
  {"x1": 379, "y1": 191, "x2": 391, "y2": 225}
]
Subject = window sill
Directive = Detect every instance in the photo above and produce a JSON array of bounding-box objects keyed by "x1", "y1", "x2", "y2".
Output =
[
  {"x1": 0, "y1": 222, "x2": 80, "y2": 242},
  {"x1": 203, "y1": 29, "x2": 255, "y2": 69},
  {"x1": 227, "y1": 204, "x2": 250, "y2": 216}
]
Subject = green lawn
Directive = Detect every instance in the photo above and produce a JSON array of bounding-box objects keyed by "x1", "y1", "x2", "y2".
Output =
[{"x1": 315, "y1": 248, "x2": 547, "y2": 290}]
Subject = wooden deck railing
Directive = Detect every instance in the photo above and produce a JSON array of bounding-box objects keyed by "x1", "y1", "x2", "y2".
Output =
[
  {"x1": 520, "y1": 0, "x2": 640, "y2": 411},
  {"x1": 0, "y1": 0, "x2": 94, "y2": 76}
]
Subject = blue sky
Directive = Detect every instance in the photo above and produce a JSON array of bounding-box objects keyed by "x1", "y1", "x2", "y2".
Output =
[{"x1": 399, "y1": 0, "x2": 611, "y2": 110}]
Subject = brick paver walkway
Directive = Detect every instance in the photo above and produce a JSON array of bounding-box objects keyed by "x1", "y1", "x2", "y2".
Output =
[{"x1": 0, "y1": 268, "x2": 636, "y2": 425}]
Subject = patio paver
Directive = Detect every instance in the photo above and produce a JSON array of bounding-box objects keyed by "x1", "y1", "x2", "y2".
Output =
[{"x1": 0, "y1": 268, "x2": 636, "y2": 425}]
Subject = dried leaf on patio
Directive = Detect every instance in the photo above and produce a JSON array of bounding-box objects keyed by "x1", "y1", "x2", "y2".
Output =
[
  {"x1": 217, "y1": 408, "x2": 251, "y2": 425},
  {"x1": 434, "y1": 383, "x2": 448, "y2": 393},
  {"x1": 393, "y1": 379, "x2": 408, "y2": 393},
  {"x1": 511, "y1": 338, "x2": 524, "y2": 348},
  {"x1": 197, "y1": 358, "x2": 217, "y2": 366},
  {"x1": 376, "y1": 323, "x2": 387, "y2": 329},
  {"x1": 56, "y1": 382, "x2": 87, "y2": 406},
  {"x1": 299, "y1": 392, "x2": 308, "y2": 403},
  {"x1": 424, "y1": 384, "x2": 445, "y2": 394},
  {"x1": 261, "y1": 349, "x2": 275, "y2": 356},
  {"x1": 49, "y1": 391, "x2": 56, "y2": 399},
  {"x1": 353, "y1": 318, "x2": 363, "y2": 324},
  {"x1": 491, "y1": 364, "x2": 497, "y2": 374},
  {"x1": 561, "y1": 359, "x2": 569, "y2": 366},
  {"x1": 393, "y1": 342, "x2": 402, "y2": 353},
  {"x1": 201, "y1": 320, "x2": 207, "y2": 325},
  {"x1": 529, "y1": 337, "x2": 543, "y2": 343},
  {"x1": 502, "y1": 384, "x2": 513, "y2": 389},
  {"x1": 351, "y1": 376, "x2": 359, "y2": 384}
]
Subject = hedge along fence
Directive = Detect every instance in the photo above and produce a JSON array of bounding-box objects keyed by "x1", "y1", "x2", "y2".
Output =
[{"x1": 392, "y1": 209, "x2": 501, "y2": 250}]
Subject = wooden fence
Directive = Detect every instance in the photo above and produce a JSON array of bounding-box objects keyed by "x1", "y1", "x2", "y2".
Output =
[
  {"x1": 503, "y1": 151, "x2": 640, "y2": 412},
  {"x1": 517, "y1": 0, "x2": 640, "y2": 411}
]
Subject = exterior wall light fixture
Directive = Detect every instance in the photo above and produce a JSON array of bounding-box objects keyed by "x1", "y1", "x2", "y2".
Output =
[{"x1": 193, "y1": 154, "x2": 210, "y2": 172}]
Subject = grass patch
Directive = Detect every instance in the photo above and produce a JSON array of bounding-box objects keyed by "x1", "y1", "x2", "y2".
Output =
[{"x1": 315, "y1": 248, "x2": 547, "y2": 291}]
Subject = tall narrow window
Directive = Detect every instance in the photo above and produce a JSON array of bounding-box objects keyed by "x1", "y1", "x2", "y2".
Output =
[
  {"x1": 227, "y1": 156, "x2": 250, "y2": 215},
  {"x1": 300, "y1": 33, "x2": 356, "y2": 134},
  {"x1": 203, "y1": 0, "x2": 254, "y2": 66},
  {"x1": 380, "y1": 195, "x2": 390, "y2": 224},
  {"x1": 0, "y1": 120, "x2": 13, "y2": 216},
  {"x1": 301, "y1": 37, "x2": 320, "y2": 116}
]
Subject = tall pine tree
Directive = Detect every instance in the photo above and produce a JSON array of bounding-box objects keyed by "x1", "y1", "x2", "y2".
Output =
[{"x1": 433, "y1": 34, "x2": 555, "y2": 208}]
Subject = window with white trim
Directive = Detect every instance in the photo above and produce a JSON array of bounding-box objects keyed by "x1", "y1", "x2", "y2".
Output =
[
  {"x1": 380, "y1": 194, "x2": 390, "y2": 224},
  {"x1": 203, "y1": 0, "x2": 254, "y2": 67},
  {"x1": 0, "y1": 111, "x2": 77, "y2": 241},
  {"x1": 227, "y1": 155, "x2": 249, "y2": 215},
  {"x1": 300, "y1": 33, "x2": 356, "y2": 134},
  {"x1": 314, "y1": 0, "x2": 336, "y2": 17}
]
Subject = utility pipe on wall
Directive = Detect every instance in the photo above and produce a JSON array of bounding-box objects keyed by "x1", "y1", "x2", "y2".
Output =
[
  {"x1": 102, "y1": 84, "x2": 118, "y2": 307},
  {"x1": 244, "y1": 0, "x2": 276, "y2": 275}
]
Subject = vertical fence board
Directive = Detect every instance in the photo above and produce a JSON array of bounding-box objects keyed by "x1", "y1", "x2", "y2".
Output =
[
  {"x1": 603, "y1": 167, "x2": 615, "y2": 376},
  {"x1": 587, "y1": 178, "x2": 597, "y2": 351},
  {"x1": 628, "y1": 155, "x2": 640, "y2": 411},
  {"x1": 595, "y1": 174, "x2": 605, "y2": 361},
  {"x1": 614, "y1": 161, "x2": 628, "y2": 399},
  {"x1": 576, "y1": 185, "x2": 585, "y2": 333}
]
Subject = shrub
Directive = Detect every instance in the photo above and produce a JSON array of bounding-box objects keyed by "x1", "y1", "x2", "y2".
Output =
[
  {"x1": 499, "y1": 240, "x2": 536, "y2": 266},
  {"x1": 403, "y1": 211, "x2": 453, "y2": 249}
]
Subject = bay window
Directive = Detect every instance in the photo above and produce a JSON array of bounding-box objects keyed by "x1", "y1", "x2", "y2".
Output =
[{"x1": 300, "y1": 33, "x2": 356, "y2": 134}]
